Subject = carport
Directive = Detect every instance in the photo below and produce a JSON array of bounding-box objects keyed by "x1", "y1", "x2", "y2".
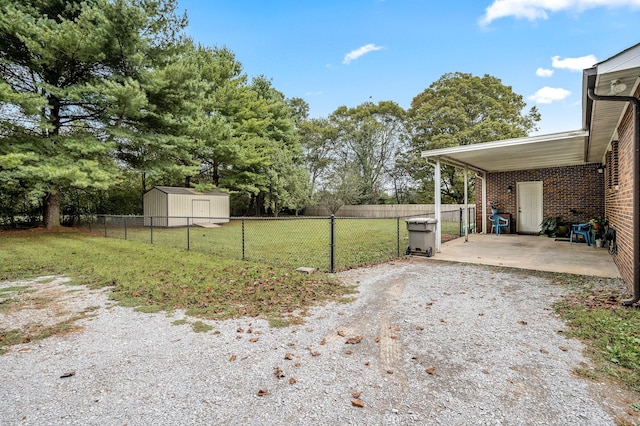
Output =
[
  {"x1": 418, "y1": 129, "x2": 621, "y2": 278},
  {"x1": 421, "y1": 129, "x2": 594, "y2": 251}
]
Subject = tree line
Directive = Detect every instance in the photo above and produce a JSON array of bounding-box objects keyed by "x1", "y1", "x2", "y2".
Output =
[{"x1": 0, "y1": 0, "x2": 540, "y2": 228}]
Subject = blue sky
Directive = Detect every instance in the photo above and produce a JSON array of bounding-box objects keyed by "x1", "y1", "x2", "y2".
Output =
[{"x1": 177, "y1": 0, "x2": 640, "y2": 135}]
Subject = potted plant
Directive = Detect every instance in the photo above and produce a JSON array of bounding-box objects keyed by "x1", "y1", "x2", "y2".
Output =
[
  {"x1": 540, "y1": 216, "x2": 558, "y2": 237},
  {"x1": 589, "y1": 216, "x2": 608, "y2": 246},
  {"x1": 540, "y1": 215, "x2": 568, "y2": 237},
  {"x1": 488, "y1": 200, "x2": 499, "y2": 215}
]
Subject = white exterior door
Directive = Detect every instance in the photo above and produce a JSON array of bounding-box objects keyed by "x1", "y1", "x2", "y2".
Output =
[
  {"x1": 192, "y1": 199, "x2": 210, "y2": 223},
  {"x1": 517, "y1": 181, "x2": 543, "y2": 234}
]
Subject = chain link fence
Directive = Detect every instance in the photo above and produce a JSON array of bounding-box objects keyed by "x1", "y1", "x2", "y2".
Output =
[{"x1": 87, "y1": 207, "x2": 475, "y2": 272}]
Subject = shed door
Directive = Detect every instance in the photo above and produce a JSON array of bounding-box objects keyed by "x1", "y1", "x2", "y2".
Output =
[
  {"x1": 517, "y1": 181, "x2": 543, "y2": 234},
  {"x1": 192, "y1": 199, "x2": 210, "y2": 223}
]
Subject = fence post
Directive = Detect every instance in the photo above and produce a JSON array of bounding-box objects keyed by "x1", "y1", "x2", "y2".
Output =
[
  {"x1": 459, "y1": 208, "x2": 463, "y2": 237},
  {"x1": 187, "y1": 217, "x2": 190, "y2": 251},
  {"x1": 124, "y1": 216, "x2": 128, "y2": 240},
  {"x1": 103, "y1": 215, "x2": 107, "y2": 238},
  {"x1": 330, "y1": 215, "x2": 335, "y2": 273},
  {"x1": 241, "y1": 218, "x2": 245, "y2": 261},
  {"x1": 150, "y1": 216, "x2": 154, "y2": 244},
  {"x1": 396, "y1": 217, "x2": 400, "y2": 257}
]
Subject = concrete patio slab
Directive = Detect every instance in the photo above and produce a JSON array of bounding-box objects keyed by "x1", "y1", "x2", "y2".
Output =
[{"x1": 425, "y1": 233, "x2": 620, "y2": 278}]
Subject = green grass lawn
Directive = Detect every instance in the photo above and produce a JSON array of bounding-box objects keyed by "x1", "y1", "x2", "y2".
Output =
[
  {"x1": 96, "y1": 217, "x2": 462, "y2": 272},
  {"x1": 0, "y1": 231, "x2": 355, "y2": 328}
]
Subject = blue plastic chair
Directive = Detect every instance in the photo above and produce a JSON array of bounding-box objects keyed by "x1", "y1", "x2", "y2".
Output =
[
  {"x1": 489, "y1": 215, "x2": 509, "y2": 235},
  {"x1": 570, "y1": 223, "x2": 592, "y2": 245}
]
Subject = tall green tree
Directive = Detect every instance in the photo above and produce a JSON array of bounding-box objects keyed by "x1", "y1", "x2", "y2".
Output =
[
  {"x1": 330, "y1": 101, "x2": 407, "y2": 204},
  {"x1": 0, "y1": 0, "x2": 187, "y2": 227},
  {"x1": 406, "y1": 72, "x2": 540, "y2": 202}
]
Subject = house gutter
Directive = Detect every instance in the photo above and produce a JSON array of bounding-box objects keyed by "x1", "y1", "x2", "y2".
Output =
[{"x1": 587, "y1": 88, "x2": 640, "y2": 306}]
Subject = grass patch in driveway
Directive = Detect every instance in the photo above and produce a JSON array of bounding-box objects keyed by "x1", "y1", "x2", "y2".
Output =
[{"x1": 0, "y1": 231, "x2": 356, "y2": 326}]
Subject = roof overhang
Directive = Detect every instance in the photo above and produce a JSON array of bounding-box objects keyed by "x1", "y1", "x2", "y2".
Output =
[
  {"x1": 421, "y1": 130, "x2": 589, "y2": 173},
  {"x1": 583, "y1": 43, "x2": 640, "y2": 160}
]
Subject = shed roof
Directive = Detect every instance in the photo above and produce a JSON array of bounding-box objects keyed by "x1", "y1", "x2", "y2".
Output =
[{"x1": 152, "y1": 186, "x2": 229, "y2": 196}]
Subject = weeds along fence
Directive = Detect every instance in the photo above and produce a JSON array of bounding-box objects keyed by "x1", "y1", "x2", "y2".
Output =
[{"x1": 89, "y1": 207, "x2": 476, "y2": 273}]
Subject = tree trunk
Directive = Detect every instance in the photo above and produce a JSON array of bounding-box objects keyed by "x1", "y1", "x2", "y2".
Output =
[{"x1": 43, "y1": 191, "x2": 61, "y2": 229}]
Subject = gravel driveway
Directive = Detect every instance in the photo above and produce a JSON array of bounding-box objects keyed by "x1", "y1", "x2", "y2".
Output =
[{"x1": 0, "y1": 258, "x2": 634, "y2": 425}]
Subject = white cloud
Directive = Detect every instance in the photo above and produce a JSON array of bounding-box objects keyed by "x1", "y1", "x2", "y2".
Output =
[
  {"x1": 343, "y1": 44, "x2": 384, "y2": 64},
  {"x1": 528, "y1": 87, "x2": 571, "y2": 104},
  {"x1": 551, "y1": 54, "x2": 598, "y2": 71},
  {"x1": 479, "y1": 0, "x2": 640, "y2": 26},
  {"x1": 304, "y1": 91, "x2": 323, "y2": 96},
  {"x1": 536, "y1": 67, "x2": 554, "y2": 77}
]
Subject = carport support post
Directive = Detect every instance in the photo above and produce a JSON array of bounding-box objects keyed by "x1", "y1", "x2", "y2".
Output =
[
  {"x1": 464, "y1": 168, "x2": 469, "y2": 242},
  {"x1": 434, "y1": 158, "x2": 442, "y2": 253},
  {"x1": 187, "y1": 217, "x2": 190, "y2": 251}
]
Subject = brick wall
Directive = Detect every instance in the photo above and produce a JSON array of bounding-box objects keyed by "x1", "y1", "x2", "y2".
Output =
[
  {"x1": 475, "y1": 164, "x2": 605, "y2": 233},
  {"x1": 606, "y1": 103, "x2": 635, "y2": 291}
]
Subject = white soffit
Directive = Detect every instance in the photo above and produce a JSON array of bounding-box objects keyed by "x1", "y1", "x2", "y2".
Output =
[{"x1": 420, "y1": 130, "x2": 589, "y2": 173}]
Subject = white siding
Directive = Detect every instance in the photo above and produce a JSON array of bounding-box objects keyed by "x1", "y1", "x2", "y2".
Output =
[{"x1": 143, "y1": 187, "x2": 230, "y2": 227}]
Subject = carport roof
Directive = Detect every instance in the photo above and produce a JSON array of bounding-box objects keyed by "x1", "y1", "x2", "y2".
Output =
[{"x1": 420, "y1": 129, "x2": 590, "y2": 173}]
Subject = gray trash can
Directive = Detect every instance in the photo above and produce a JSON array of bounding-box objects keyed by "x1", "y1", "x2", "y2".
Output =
[{"x1": 405, "y1": 218, "x2": 437, "y2": 257}]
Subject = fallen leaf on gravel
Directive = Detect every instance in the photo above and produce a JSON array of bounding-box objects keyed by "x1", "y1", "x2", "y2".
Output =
[
  {"x1": 337, "y1": 330, "x2": 346, "y2": 337},
  {"x1": 311, "y1": 351, "x2": 321, "y2": 357},
  {"x1": 559, "y1": 346, "x2": 568, "y2": 351},
  {"x1": 416, "y1": 326, "x2": 424, "y2": 331},
  {"x1": 518, "y1": 320, "x2": 527, "y2": 325},
  {"x1": 393, "y1": 326, "x2": 400, "y2": 332},
  {"x1": 289, "y1": 377, "x2": 296, "y2": 385},
  {"x1": 18, "y1": 348, "x2": 31, "y2": 353},
  {"x1": 352, "y1": 392, "x2": 360, "y2": 398},
  {"x1": 425, "y1": 367, "x2": 436, "y2": 375},
  {"x1": 440, "y1": 319, "x2": 446, "y2": 323},
  {"x1": 320, "y1": 338, "x2": 326, "y2": 345},
  {"x1": 229, "y1": 355, "x2": 237, "y2": 361},
  {"x1": 60, "y1": 371, "x2": 75, "y2": 378},
  {"x1": 352, "y1": 399, "x2": 364, "y2": 408},
  {"x1": 249, "y1": 337, "x2": 258, "y2": 343},
  {"x1": 411, "y1": 356, "x2": 418, "y2": 360},
  {"x1": 338, "y1": 311, "x2": 344, "y2": 315},
  {"x1": 274, "y1": 367, "x2": 285, "y2": 379},
  {"x1": 346, "y1": 335, "x2": 363, "y2": 344},
  {"x1": 387, "y1": 369, "x2": 394, "y2": 374},
  {"x1": 375, "y1": 336, "x2": 380, "y2": 343},
  {"x1": 237, "y1": 327, "x2": 244, "y2": 333},
  {"x1": 255, "y1": 330, "x2": 262, "y2": 335},
  {"x1": 479, "y1": 312, "x2": 485, "y2": 316},
  {"x1": 364, "y1": 361, "x2": 370, "y2": 366},
  {"x1": 390, "y1": 335, "x2": 398, "y2": 340},
  {"x1": 344, "y1": 350, "x2": 353, "y2": 355},
  {"x1": 294, "y1": 362, "x2": 301, "y2": 367},
  {"x1": 540, "y1": 348, "x2": 549, "y2": 354},
  {"x1": 284, "y1": 353, "x2": 294, "y2": 360},
  {"x1": 287, "y1": 342, "x2": 295, "y2": 347},
  {"x1": 257, "y1": 389, "x2": 268, "y2": 396},
  {"x1": 246, "y1": 328, "x2": 252, "y2": 334}
]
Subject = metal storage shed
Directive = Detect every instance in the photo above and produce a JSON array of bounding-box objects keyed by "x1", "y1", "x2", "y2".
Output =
[{"x1": 143, "y1": 186, "x2": 230, "y2": 227}]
